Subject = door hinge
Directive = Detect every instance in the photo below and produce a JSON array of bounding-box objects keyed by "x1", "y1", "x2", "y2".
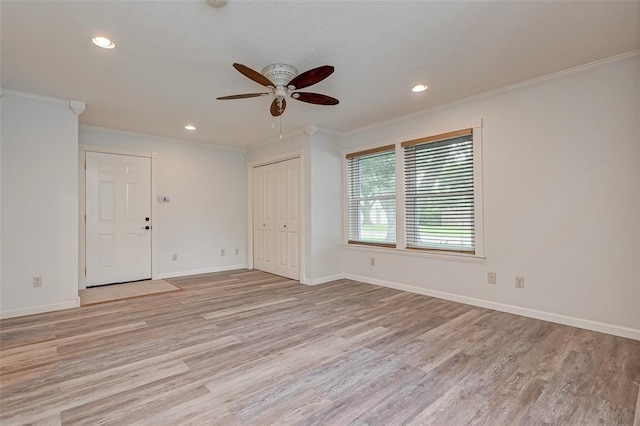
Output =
[
  {"x1": 84, "y1": 161, "x2": 86, "y2": 170},
  {"x1": 84, "y1": 214, "x2": 86, "y2": 223},
  {"x1": 84, "y1": 267, "x2": 87, "y2": 276}
]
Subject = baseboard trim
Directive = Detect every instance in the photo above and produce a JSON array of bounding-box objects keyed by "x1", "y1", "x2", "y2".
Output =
[
  {"x1": 343, "y1": 274, "x2": 640, "y2": 341},
  {"x1": 0, "y1": 297, "x2": 81, "y2": 320},
  {"x1": 158, "y1": 264, "x2": 248, "y2": 279},
  {"x1": 303, "y1": 274, "x2": 345, "y2": 286}
]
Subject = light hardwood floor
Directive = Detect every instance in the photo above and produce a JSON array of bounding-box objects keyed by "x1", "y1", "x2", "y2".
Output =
[{"x1": 1, "y1": 269, "x2": 639, "y2": 425}]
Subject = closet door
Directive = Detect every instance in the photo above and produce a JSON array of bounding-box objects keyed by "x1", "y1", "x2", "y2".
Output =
[
  {"x1": 274, "y1": 161, "x2": 289, "y2": 278},
  {"x1": 253, "y1": 164, "x2": 276, "y2": 274},
  {"x1": 253, "y1": 158, "x2": 300, "y2": 280}
]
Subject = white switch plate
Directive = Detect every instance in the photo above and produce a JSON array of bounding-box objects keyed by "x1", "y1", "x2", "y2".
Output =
[
  {"x1": 33, "y1": 276, "x2": 42, "y2": 288},
  {"x1": 516, "y1": 276, "x2": 525, "y2": 288},
  {"x1": 487, "y1": 272, "x2": 497, "y2": 284}
]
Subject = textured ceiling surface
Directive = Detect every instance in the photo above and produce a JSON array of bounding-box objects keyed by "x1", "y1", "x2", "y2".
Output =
[{"x1": 2, "y1": 1, "x2": 639, "y2": 147}]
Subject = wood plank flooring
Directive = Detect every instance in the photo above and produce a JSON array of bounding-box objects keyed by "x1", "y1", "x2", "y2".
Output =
[{"x1": 1, "y1": 269, "x2": 639, "y2": 425}]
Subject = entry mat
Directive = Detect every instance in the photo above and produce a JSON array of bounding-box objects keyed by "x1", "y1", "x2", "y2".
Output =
[{"x1": 79, "y1": 279, "x2": 180, "y2": 305}]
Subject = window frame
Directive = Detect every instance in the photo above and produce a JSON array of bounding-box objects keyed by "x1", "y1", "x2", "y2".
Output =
[
  {"x1": 343, "y1": 120, "x2": 484, "y2": 262},
  {"x1": 345, "y1": 144, "x2": 397, "y2": 248},
  {"x1": 403, "y1": 129, "x2": 475, "y2": 254}
]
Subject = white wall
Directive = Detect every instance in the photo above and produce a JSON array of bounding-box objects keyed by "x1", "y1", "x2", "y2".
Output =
[
  {"x1": 79, "y1": 126, "x2": 247, "y2": 278},
  {"x1": 637, "y1": 80, "x2": 640, "y2": 329},
  {"x1": 0, "y1": 90, "x2": 3, "y2": 310},
  {"x1": 1, "y1": 92, "x2": 81, "y2": 317},
  {"x1": 309, "y1": 131, "x2": 343, "y2": 282},
  {"x1": 341, "y1": 56, "x2": 640, "y2": 334}
]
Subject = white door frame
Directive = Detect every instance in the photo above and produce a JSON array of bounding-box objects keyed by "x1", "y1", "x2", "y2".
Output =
[
  {"x1": 247, "y1": 149, "x2": 305, "y2": 283},
  {"x1": 78, "y1": 144, "x2": 159, "y2": 290}
]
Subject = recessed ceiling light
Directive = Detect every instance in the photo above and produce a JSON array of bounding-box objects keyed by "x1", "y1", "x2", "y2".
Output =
[
  {"x1": 412, "y1": 84, "x2": 428, "y2": 93},
  {"x1": 92, "y1": 36, "x2": 115, "y2": 49},
  {"x1": 185, "y1": 125, "x2": 196, "y2": 131}
]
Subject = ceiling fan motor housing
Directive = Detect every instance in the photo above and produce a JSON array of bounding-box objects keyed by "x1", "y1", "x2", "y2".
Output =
[{"x1": 261, "y1": 64, "x2": 298, "y2": 87}]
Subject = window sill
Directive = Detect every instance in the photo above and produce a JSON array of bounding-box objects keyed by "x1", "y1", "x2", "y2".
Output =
[{"x1": 344, "y1": 243, "x2": 486, "y2": 263}]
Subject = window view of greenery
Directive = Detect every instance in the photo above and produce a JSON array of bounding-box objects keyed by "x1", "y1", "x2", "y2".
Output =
[
  {"x1": 405, "y1": 136, "x2": 474, "y2": 252},
  {"x1": 347, "y1": 133, "x2": 475, "y2": 253},
  {"x1": 348, "y1": 150, "x2": 396, "y2": 244}
]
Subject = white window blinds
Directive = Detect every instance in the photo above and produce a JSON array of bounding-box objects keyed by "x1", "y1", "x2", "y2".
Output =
[
  {"x1": 403, "y1": 129, "x2": 475, "y2": 253},
  {"x1": 346, "y1": 145, "x2": 396, "y2": 246}
]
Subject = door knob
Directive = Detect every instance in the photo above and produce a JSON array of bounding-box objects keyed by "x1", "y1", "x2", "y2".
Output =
[
  {"x1": 145, "y1": 217, "x2": 150, "y2": 222},
  {"x1": 142, "y1": 225, "x2": 150, "y2": 230}
]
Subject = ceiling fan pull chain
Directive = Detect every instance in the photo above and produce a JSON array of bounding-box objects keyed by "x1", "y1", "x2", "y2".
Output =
[
  {"x1": 279, "y1": 116, "x2": 282, "y2": 139},
  {"x1": 272, "y1": 116, "x2": 275, "y2": 129}
]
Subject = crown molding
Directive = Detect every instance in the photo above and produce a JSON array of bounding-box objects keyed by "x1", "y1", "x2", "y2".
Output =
[
  {"x1": 342, "y1": 50, "x2": 640, "y2": 138},
  {"x1": 245, "y1": 128, "x2": 309, "y2": 151},
  {"x1": 245, "y1": 124, "x2": 340, "y2": 151},
  {"x1": 1, "y1": 88, "x2": 86, "y2": 115},
  {"x1": 1, "y1": 88, "x2": 69, "y2": 106},
  {"x1": 304, "y1": 125, "x2": 319, "y2": 136},
  {"x1": 316, "y1": 126, "x2": 340, "y2": 136},
  {"x1": 69, "y1": 100, "x2": 86, "y2": 115},
  {"x1": 79, "y1": 124, "x2": 243, "y2": 152}
]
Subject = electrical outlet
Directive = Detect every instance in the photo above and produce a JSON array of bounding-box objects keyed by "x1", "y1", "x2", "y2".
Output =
[
  {"x1": 235, "y1": 248, "x2": 239, "y2": 255},
  {"x1": 370, "y1": 257, "x2": 375, "y2": 266},
  {"x1": 515, "y1": 276, "x2": 525, "y2": 288},
  {"x1": 221, "y1": 249, "x2": 226, "y2": 256},
  {"x1": 172, "y1": 253, "x2": 178, "y2": 261},
  {"x1": 487, "y1": 272, "x2": 497, "y2": 284},
  {"x1": 33, "y1": 276, "x2": 42, "y2": 288}
]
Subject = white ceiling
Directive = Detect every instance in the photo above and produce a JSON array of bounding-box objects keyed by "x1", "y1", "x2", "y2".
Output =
[{"x1": 2, "y1": 1, "x2": 639, "y2": 148}]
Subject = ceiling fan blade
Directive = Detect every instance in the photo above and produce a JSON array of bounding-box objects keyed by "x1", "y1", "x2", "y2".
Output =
[
  {"x1": 233, "y1": 63, "x2": 274, "y2": 88},
  {"x1": 291, "y1": 92, "x2": 339, "y2": 105},
  {"x1": 288, "y1": 65, "x2": 334, "y2": 90},
  {"x1": 270, "y1": 98, "x2": 286, "y2": 117},
  {"x1": 217, "y1": 93, "x2": 269, "y2": 100}
]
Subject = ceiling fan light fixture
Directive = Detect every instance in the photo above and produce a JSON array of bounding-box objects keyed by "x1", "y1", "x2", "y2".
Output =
[
  {"x1": 261, "y1": 64, "x2": 299, "y2": 87},
  {"x1": 184, "y1": 125, "x2": 196, "y2": 131},
  {"x1": 92, "y1": 36, "x2": 115, "y2": 49},
  {"x1": 412, "y1": 84, "x2": 428, "y2": 93}
]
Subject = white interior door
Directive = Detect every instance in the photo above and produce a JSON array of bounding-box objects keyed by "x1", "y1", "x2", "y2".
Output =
[
  {"x1": 253, "y1": 165, "x2": 275, "y2": 274},
  {"x1": 86, "y1": 152, "x2": 152, "y2": 286},
  {"x1": 253, "y1": 158, "x2": 300, "y2": 280},
  {"x1": 274, "y1": 161, "x2": 289, "y2": 278}
]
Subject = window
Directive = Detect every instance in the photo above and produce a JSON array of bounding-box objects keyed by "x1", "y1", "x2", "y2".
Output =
[
  {"x1": 403, "y1": 129, "x2": 475, "y2": 253},
  {"x1": 345, "y1": 126, "x2": 481, "y2": 257},
  {"x1": 346, "y1": 145, "x2": 396, "y2": 246}
]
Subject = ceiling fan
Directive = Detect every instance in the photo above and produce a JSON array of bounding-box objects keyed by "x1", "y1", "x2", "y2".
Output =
[{"x1": 217, "y1": 63, "x2": 339, "y2": 117}]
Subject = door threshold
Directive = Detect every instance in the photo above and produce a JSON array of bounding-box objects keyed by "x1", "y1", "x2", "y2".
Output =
[{"x1": 87, "y1": 278, "x2": 152, "y2": 289}]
